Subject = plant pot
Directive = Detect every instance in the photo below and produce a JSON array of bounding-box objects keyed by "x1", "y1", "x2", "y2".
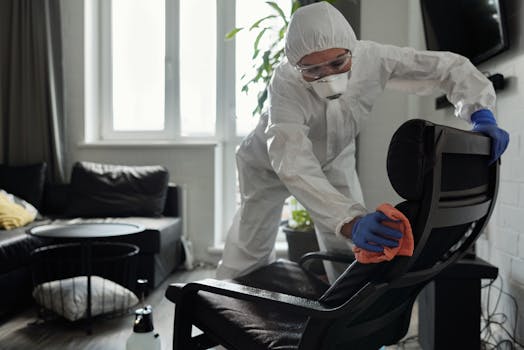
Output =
[
  {"x1": 282, "y1": 226, "x2": 326, "y2": 276},
  {"x1": 282, "y1": 227, "x2": 319, "y2": 263}
]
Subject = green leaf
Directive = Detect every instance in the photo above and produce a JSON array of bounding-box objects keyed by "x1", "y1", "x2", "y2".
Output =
[
  {"x1": 258, "y1": 88, "x2": 268, "y2": 108},
  {"x1": 266, "y1": 1, "x2": 288, "y2": 25},
  {"x1": 290, "y1": 208, "x2": 314, "y2": 231},
  {"x1": 249, "y1": 15, "x2": 277, "y2": 30},
  {"x1": 262, "y1": 50, "x2": 271, "y2": 71},
  {"x1": 251, "y1": 67, "x2": 264, "y2": 83},
  {"x1": 291, "y1": 0, "x2": 301, "y2": 14},
  {"x1": 272, "y1": 48, "x2": 284, "y2": 60},
  {"x1": 279, "y1": 26, "x2": 286, "y2": 40},
  {"x1": 225, "y1": 27, "x2": 243, "y2": 40},
  {"x1": 253, "y1": 88, "x2": 268, "y2": 116},
  {"x1": 253, "y1": 28, "x2": 268, "y2": 59}
]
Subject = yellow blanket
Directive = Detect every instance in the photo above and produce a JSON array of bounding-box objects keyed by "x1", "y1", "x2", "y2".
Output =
[{"x1": 0, "y1": 192, "x2": 36, "y2": 230}]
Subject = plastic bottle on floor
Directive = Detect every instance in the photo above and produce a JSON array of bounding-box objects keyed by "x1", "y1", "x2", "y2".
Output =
[
  {"x1": 126, "y1": 306, "x2": 161, "y2": 350},
  {"x1": 126, "y1": 279, "x2": 161, "y2": 350}
]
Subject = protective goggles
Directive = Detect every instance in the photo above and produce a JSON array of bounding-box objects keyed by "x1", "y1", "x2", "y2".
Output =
[{"x1": 295, "y1": 51, "x2": 352, "y2": 80}]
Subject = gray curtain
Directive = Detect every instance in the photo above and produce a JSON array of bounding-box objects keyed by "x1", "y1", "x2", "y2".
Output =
[{"x1": 0, "y1": 0, "x2": 65, "y2": 183}]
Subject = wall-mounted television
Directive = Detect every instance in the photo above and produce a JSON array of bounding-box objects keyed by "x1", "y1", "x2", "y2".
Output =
[{"x1": 420, "y1": 0, "x2": 509, "y2": 65}]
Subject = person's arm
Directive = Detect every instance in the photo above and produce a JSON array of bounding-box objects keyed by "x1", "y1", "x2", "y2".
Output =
[
  {"x1": 265, "y1": 68, "x2": 366, "y2": 237},
  {"x1": 372, "y1": 41, "x2": 496, "y2": 121},
  {"x1": 372, "y1": 42, "x2": 508, "y2": 163}
]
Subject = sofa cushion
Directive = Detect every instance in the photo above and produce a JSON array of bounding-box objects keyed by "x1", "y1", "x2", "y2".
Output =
[
  {"x1": 66, "y1": 162, "x2": 169, "y2": 218},
  {"x1": 0, "y1": 221, "x2": 47, "y2": 274},
  {"x1": 0, "y1": 163, "x2": 47, "y2": 209}
]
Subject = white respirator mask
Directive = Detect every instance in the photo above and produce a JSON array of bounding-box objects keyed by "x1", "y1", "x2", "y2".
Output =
[{"x1": 310, "y1": 71, "x2": 350, "y2": 100}]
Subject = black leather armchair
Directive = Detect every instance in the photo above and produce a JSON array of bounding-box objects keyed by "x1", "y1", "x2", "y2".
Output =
[{"x1": 166, "y1": 119, "x2": 499, "y2": 350}]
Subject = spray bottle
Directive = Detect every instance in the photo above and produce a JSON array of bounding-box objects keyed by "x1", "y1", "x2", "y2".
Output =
[{"x1": 126, "y1": 279, "x2": 161, "y2": 350}]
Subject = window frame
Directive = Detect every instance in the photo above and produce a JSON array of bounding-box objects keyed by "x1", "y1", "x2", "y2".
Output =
[
  {"x1": 216, "y1": 0, "x2": 238, "y2": 245},
  {"x1": 98, "y1": 0, "x2": 184, "y2": 141}
]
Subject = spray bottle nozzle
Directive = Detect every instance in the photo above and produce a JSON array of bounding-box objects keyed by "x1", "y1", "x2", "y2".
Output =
[
  {"x1": 137, "y1": 279, "x2": 148, "y2": 306},
  {"x1": 133, "y1": 307, "x2": 154, "y2": 333}
]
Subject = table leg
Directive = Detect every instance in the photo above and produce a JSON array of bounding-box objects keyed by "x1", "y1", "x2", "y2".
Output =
[{"x1": 84, "y1": 241, "x2": 93, "y2": 335}]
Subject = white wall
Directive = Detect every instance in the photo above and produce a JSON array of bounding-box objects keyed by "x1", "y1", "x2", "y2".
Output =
[
  {"x1": 358, "y1": 0, "x2": 411, "y2": 209},
  {"x1": 412, "y1": 0, "x2": 524, "y2": 342},
  {"x1": 61, "y1": 0, "x2": 219, "y2": 264}
]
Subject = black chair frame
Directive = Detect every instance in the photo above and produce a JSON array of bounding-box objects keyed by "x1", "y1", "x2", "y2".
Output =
[{"x1": 168, "y1": 121, "x2": 499, "y2": 350}]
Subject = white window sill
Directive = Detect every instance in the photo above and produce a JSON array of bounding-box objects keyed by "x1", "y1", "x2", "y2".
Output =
[{"x1": 78, "y1": 140, "x2": 219, "y2": 149}]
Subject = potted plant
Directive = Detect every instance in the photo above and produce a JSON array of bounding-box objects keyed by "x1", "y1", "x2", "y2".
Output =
[{"x1": 282, "y1": 197, "x2": 320, "y2": 263}]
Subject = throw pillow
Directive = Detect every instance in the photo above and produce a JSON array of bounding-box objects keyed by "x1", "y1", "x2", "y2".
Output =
[
  {"x1": 66, "y1": 161, "x2": 169, "y2": 217},
  {"x1": 0, "y1": 190, "x2": 38, "y2": 229},
  {"x1": 0, "y1": 163, "x2": 47, "y2": 209},
  {"x1": 32, "y1": 275, "x2": 139, "y2": 321}
]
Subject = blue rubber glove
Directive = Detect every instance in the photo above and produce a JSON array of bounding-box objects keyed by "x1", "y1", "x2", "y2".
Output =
[
  {"x1": 471, "y1": 109, "x2": 509, "y2": 165},
  {"x1": 351, "y1": 211, "x2": 403, "y2": 253}
]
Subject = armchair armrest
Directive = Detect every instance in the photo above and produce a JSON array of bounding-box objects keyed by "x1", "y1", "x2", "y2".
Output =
[
  {"x1": 172, "y1": 278, "x2": 389, "y2": 319},
  {"x1": 168, "y1": 278, "x2": 337, "y2": 318},
  {"x1": 299, "y1": 251, "x2": 355, "y2": 269}
]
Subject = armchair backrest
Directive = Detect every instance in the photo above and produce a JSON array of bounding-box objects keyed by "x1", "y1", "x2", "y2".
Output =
[{"x1": 304, "y1": 119, "x2": 499, "y2": 349}]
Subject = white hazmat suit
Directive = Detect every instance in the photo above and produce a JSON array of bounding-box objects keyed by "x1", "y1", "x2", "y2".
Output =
[{"x1": 217, "y1": 2, "x2": 496, "y2": 282}]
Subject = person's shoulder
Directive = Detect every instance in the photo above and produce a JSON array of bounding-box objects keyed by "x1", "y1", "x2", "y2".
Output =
[
  {"x1": 272, "y1": 61, "x2": 301, "y2": 86},
  {"x1": 270, "y1": 61, "x2": 309, "y2": 97},
  {"x1": 355, "y1": 40, "x2": 401, "y2": 55},
  {"x1": 354, "y1": 40, "x2": 416, "y2": 68}
]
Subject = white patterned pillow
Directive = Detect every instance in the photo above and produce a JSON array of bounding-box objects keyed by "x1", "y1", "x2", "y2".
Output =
[{"x1": 33, "y1": 275, "x2": 138, "y2": 321}]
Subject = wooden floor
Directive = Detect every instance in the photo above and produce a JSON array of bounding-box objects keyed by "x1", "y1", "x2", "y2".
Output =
[
  {"x1": 0, "y1": 266, "x2": 421, "y2": 350},
  {"x1": 0, "y1": 266, "x2": 215, "y2": 350}
]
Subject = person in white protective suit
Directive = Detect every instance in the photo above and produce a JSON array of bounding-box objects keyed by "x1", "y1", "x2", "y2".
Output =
[{"x1": 216, "y1": 2, "x2": 509, "y2": 282}]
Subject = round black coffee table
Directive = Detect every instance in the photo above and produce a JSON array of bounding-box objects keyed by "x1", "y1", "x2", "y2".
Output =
[
  {"x1": 29, "y1": 222, "x2": 144, "y2": 239},
  {"x1": 28, "y1": 223, "x2": 144, "y2": 333}
]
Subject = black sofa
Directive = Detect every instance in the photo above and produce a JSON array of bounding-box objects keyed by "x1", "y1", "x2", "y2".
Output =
[{"x1": 0, "y1": 162, "x2": 184, "y2": 319}]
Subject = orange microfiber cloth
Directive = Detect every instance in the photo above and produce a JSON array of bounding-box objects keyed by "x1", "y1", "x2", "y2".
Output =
[{"x1": 352, "y1": 203, "x2": 414, "y2": 264}]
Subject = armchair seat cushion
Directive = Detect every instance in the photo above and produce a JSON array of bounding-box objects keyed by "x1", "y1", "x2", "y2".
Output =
[
  {"x1": 194, "y1": 291, "x2": 305, "y2": 350},
  {"x1": 235, "y1": 259, "x2": 329, "y2": 299},
  {"x1": 168, "y1": 260, "x2": 328, "y2": 350}
]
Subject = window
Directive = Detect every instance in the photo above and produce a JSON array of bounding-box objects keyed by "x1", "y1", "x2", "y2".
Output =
[
  {"x1": 111, "y1": 0, "x2": 165, "y2": 132},
  {"x1": 89, "y1": 0, "x2": 291, "y2": 244},
  {"x1": 179, "y1": 1, "x2": 216, "y2": 136},
  {"x1": 97, "y1": 0, "x2": 217, "y2": 140}
]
